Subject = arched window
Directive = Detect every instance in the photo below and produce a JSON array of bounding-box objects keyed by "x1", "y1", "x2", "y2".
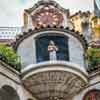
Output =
[
  {"x1": 36, "y1": 35, "x2": 69, "y2": 62},
  {"x1": 0, "y1": 85, "x2": 20, "y2": 100},
  {"x1": 83, "y1": 89, "x2": 100, "y2": 100}
]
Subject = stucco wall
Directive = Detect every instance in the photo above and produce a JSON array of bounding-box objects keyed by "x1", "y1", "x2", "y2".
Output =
[
  {"x1": 17, "y1": 37, "x2": 35, "y2": 69},
  {"x1": 69, "y1": 36, "x2": 84, "y2": 68}
]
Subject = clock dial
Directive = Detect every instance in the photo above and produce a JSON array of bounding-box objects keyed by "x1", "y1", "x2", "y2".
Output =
[{"x1": 32, "y1": 6, "x2": 63, "y2": 27}]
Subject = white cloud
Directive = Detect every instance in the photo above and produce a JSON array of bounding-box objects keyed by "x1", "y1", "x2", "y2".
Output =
[{"x1": 0, "y1": 0, "x2": 94, "y2": 26}]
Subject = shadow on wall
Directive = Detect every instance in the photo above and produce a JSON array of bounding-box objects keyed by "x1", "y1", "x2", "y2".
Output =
[{"x1": 0, "y1": 85, "x2": 20, "y2": 100}]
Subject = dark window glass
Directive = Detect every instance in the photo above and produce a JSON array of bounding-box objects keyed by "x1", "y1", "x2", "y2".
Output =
[{"x1": 36, "y1": 35, "x2": 69, "y2": 62}]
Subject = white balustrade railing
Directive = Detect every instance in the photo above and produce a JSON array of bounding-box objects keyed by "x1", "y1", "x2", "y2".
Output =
[{"x1": 0, "y1": 27, "x2": 23, "y2": 41}]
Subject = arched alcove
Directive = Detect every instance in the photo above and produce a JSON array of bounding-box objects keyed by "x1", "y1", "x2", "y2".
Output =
[
  {"x1": 0, "y1": 85, "x2": 20, "y2": 100},
  {"x1": 83, "y1": 89, "x2": 100, "y2": 100},
  {"x1": 35, "y1": 34, "x2": 69, "y2": 62},
  {"x1": 17, "y1": 29, "x2": 86, "y2": 69}
]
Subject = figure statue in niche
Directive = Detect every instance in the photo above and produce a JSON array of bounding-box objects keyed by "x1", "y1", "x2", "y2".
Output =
[{"x1": 48, "y1": 40, "x2": 58, "y2": 60}]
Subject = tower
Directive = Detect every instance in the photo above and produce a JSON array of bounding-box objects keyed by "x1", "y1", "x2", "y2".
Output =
[
  {"x1": 91, "y1": 0, "x2": 100, "y2": 47},
  {"x1": 94, "y1": 0, "x2": 100, "y2": 17},
  {"x1": 0, "y1": 0, "x2": 100, "y2": 100}
]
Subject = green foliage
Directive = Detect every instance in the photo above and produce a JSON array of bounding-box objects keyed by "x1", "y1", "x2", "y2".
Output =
[
  {"x1": 94, "y1": 27, "x2": 100, "y2": 31},
  {"x1": 92, "y1": 16, "x2": 97, "y2": 20},
  {"x1": 0, "y1": 44, "x2": 21, "y2": 71},
  {"x1": 87, "y1": 47, "x2": 100, "y2": 69}
]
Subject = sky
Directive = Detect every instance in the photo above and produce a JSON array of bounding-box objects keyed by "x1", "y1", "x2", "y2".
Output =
[{"x1": 0, "y1": 0, "x2": 94, "y2": 26}]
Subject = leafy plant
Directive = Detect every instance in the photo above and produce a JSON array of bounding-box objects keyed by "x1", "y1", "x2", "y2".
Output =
[
  {"x1": 87, "y1": 47, "x2": 100, "y2": 71},
  {"x1": 94, "y1": 26, "x2": 100, "y2": 31},
  {"x1": 0, "y1": 44, "x2": 21, "y2": 71}
]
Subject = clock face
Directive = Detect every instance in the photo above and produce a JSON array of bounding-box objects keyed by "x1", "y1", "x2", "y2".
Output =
[{"x1": 32, "y1": 6, "x2": 63, "y2": 27}]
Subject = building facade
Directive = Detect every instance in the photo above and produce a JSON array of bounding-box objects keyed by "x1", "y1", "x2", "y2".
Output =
[{"x1": 0, "y1": 0, "x2": 100, "y2": 100}]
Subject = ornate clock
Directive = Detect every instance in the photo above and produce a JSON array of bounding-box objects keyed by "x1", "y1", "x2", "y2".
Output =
[{"x1": 32, "y1": 6, "x2": 64, "y2": 27}]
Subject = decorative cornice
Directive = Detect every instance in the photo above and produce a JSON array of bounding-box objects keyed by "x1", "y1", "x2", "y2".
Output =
[
  {"x1": 24, "y1": 0, "x2": 68, "y2": 14},
  {"x1": 70, "y1": 11, "x2": 91, "y2": 18},
  {"x1": 12, "y1": 26, "x2": 88, "y2": 51},
  {"x1": 21, "y1": 61, "x2": 88, "y2": 80},
  {"x1": 89, "y1": 40, "x2": 100, "y2": 48},
  {"x1": 0, "y1": 60, "x2": 20, "y2": 75},
  {"x1": 22, "y1": 61, "x2": 88, "y2": 100}
]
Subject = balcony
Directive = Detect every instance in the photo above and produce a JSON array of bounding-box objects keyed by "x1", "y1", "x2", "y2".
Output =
[
  {"x1": 14, "y1": 27, "x2": 89, "y2": 99},
  {"x1": 21, "y1": 61, "x2": 88, "y2": 100}
]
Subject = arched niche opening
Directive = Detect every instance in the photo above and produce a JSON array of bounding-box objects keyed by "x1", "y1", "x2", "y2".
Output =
[
  {"x1": 83, "y1": 89, "x2": 100, "y2": 100},
  {"x1": 17, "y1": 29, "x2": 86, "y2": 68},
  {"x1": 0, "y1": 85, "x2": 20, "y2": 100},
  {"x1": 35, "y1": 34, "x2": 69, "y2": 63}
]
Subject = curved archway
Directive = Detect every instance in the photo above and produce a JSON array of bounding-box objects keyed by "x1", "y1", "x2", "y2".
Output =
[
  {"x1": 0, "y1": 85, "x2": 20, "y2": 100},
  {"x1": 83, "y1": 89, "x2": 100, "y2": 100}
]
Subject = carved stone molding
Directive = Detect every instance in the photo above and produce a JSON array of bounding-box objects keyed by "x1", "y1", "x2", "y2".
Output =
[
  {"x1": 23, "y1": 71, "x2": 86, "y2": 100},
  {"x1": 22, "y1": 62, "x2": 88, "y2": 100}
]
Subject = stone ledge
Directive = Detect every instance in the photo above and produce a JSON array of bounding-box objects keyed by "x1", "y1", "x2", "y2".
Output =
[
  {"x1": 21, "y1": 61, "x2": 88, "y2": 82},
  {"x1": 22, "y1": 61, "x2": 88, "y2": 100},
  {"x1": 0, "y1": 60, "x2": 21, "y2": 84}
]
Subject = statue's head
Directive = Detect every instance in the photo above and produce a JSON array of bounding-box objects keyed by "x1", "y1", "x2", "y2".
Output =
[{"x1": 49, "y1": 40, "x2": 55, "y2": 45}]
